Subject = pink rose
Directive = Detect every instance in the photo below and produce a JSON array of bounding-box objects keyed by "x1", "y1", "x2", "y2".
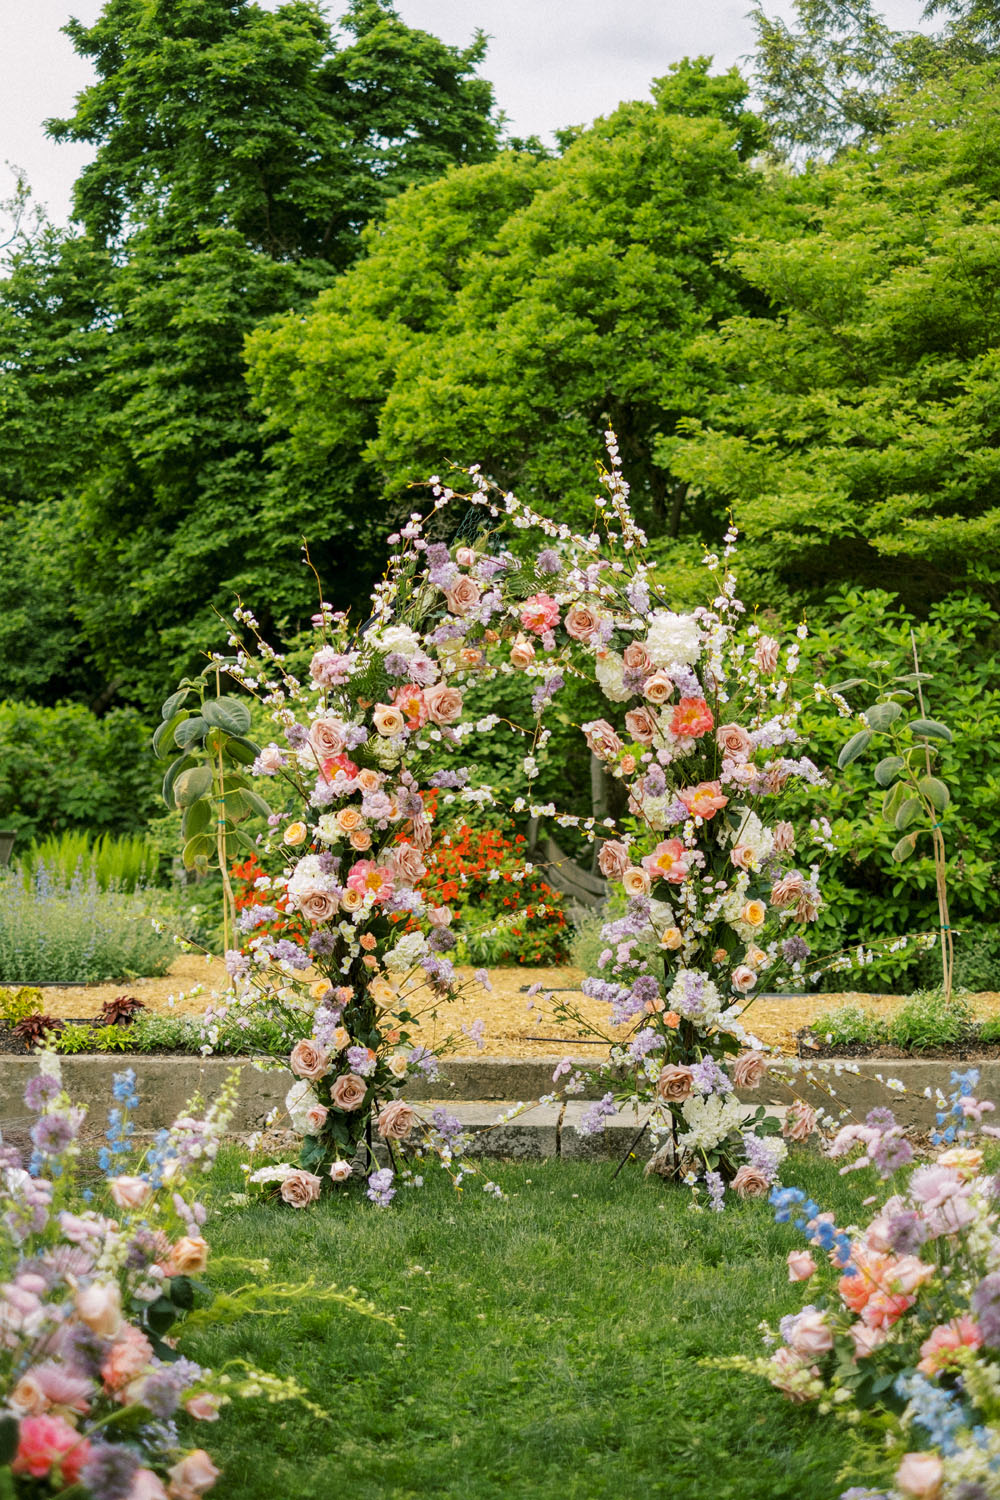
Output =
[
  {"x1": 918, "y1": 1316, "x2": 982, "y2": 1375},
  {"x1": 444, "y1": 576, "x2": 481, "y2": 616},
  {"x1": 565, "y1": 602, "x2": 600, "y2": 641},
  {"x1": 520, "y1": 593, "x2": 560, "y2": 636},
  {"x1": 278, "y1": 1169, "x2": 323, "y2": 1208},
  {"x1": 298, "y1": 890, "x2": 340, "y2": 923},
  {"x1": 895, "y1": 1453, "x2": 943, "y2": 1500},
  {"x1": 308, "y1": 718, "x2": 345, "y2": 759},
  {"x1": 455, "y1": 546, "x2": 476, "y2": 567},
  {"x1": 427, "y1": 904, "x2": 453, "y2": 927},
  {"x1": 509, "y1": 637, "x2": 535, "y2": 669},
  {"x1": 583, "y1": 719, "x2": 622, "y2": 759},
  {"x1": 102, "y1": 1325, "x2": 154, "y2": 1393},
  {"x1": 656, "y1": 1065, "x2": 694, "y2": 1102},
  {"x1": 772, "y1": 821, "x2": 795, "y2": 852},
  {"x1": 731, "y1": 1052, "x2": 768, "y2": 1088},
  {"x1": 289, "y1": 1039, "x2": 330, "y2": 1082},
  {"x1": 305, "y1": 1104, "x2": 329, "y2": 1134},
  {"x1": 184, "y1": 1393, "x2": 222, "y2": 1422},
  {"x1": 377, "y1": 1100, "x2": 417, "y2": 1140},
  {"x1": 731, "y1": 964, "x2": 757, "y2": 994},
  {"x1": 848, "y1": 1321, "x2": 887, "y2": 1358},
  {"x1": 13, "y1": 1415, "x2": 91, "y2": 1484},
  {"x1": 329, "y1": 1160, "x2": 353, "y2": 1183},
  {"x1": 754, "y1": 636, "x2": 781, "y2": 674},
  {"x1": 786, "y1": 1250, "x2": 817, "y2": 1282},
  {"x1": 730, "y1": 843, "x2": 755, "y2": 871},
  {"x1": 423, "y1": 683, "x2": 463, "y2": 725},
  {"x1": 787, "y1": 1309, "x2": 833, "y2": 1357},
  {"x1": 109, "y1": 1175, "x2": 152, "y2": 1211},
  {"x1": 129, "y1": 1470, "x2": 169, "y2": 1500},
  {"x1": 389, "y1": 842, "x2": 426, "y2": 886},
  {"x1": 887, "y1": 1255, "x2": 934, "y2": 1296},
  {"x1": 597, "y1": 840, "x2": 630, "y2": 879},
  {"x1": 624, "y1": 705, "x2": 657, "y2": 743},
  {"x1": 75, "y1": 1281, "x2": 123, "y2": 1338},
  {"x1": 716, "y1": 723, "x2": 752, "y2": 758},
  {"x1": 731, "y1": 1165, "x2": 770, "y2": 1199},
  {"x1": 331, "y1": 1073, "x2": 368, "y2": 1112},
  {"x1": 782, "y1": 1102, "x2": 817, "y2": 1143},
  {"x1": 770, "y1": 872, "x2": 804, "y2": 908},
  {"x1": 643, "y1": 670, "x2": 674, "y2": 704},
  {"x1": 167, "y1": 1449, "x2": 221, "y2": 1500},
  {"x1": 622, "y1": 642, "x2": 651, "y2": 672}
]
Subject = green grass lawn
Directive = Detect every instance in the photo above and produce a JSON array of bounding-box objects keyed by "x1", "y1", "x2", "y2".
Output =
[{"x1": 184, "y1": 1152, "x2": 865, "y2": 1500}]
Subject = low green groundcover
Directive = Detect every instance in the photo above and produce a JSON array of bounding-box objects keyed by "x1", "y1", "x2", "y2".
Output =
[{"x1": 185, "y1": 1151, "x2": 862, "y2": 1500}]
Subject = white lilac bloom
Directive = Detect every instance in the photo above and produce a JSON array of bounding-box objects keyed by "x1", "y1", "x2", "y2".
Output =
[
  {"x1": 248, "y1": 1162, "x2": 299, "y2": 1185},
  {"x1": 643, "y1": 610, "x2": 702, "y2": 668},
  {"x1": 677, "y1": 1093, "x2": 747, "y2": 1153}
]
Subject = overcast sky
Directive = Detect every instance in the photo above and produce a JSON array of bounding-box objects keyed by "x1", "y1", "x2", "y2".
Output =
[{"x1": 3, "y1": 0, "x2": 930, "y2": 225}]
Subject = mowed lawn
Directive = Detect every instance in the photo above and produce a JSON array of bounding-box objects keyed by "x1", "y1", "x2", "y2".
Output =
[{"x1": 181, "y1": 1151, "x2": 867, "y2": 1500}]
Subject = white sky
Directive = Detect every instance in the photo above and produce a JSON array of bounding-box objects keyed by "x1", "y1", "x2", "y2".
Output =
[{"x1": 2, "y1": 0, "x2": 930, "y2": 225}]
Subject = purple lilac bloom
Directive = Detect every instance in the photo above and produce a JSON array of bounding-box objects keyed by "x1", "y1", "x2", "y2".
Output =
[
  {"x1": 579, "y1": 1093, "x2": 618, "y2": 1136},
  {"x1": 409, "y1": 1048, "x2": 440, "y2": 1081},
  {"x1": 427, "y1": 769, "x2": 470, "y2": 790},
  {"x1": 840, "y1": 1491, "x2": 891, "y2": 1500},
  {"x1": 310, "y1": 778, "x2": 338, "y2": 808},
  {"x1": 422, "y1": 954, "x2": 455, "y2": 987},
  {"x1": 477, "y1": 556, "x2": 507, "y2": 580},
  {"x1": 536, "y1": 548, "x2": 560, "y2": 574},
  {"x1": 316, "y1": 852, "x2": 338, "y2": 875},
  {"x1": 643, "y1": 763, "x2": 667, "y2": 797},
  {"x1": 30, "y1": 1115, "x2": 76, "y2": 1155},
  {"x1": 238, "y1": 906, "x2": 278, "y2": 933},
  {"x1": 347, "y1": 1047, "x2": 377, "y2": 1079},
  {"x1": 705, "y1": 1170, "x2": 725, "y2": 1212},
  {"x1": 781, "y1": 936, "x2": 811, "y2": 963},
  {"x1": 531, "y1": 672, "x2": 565, "y2": 715},
  {"x1": 136, "y1": 1358, "x2": 202, "y2": 1420},
  {"x1": 431, "y1": 1108, "x2": 464, "y2": 1143},
  {"x1": 269, "y1": 939, "x2": 311, "y2": 971},
  {"x1": 343, "y1": 724, "x2": 368, "y2": 750},
  {"x1": 690, "y1": 1057, "x2": 729, "y2": 1095},
  {"x1": 285, "y1": 723, "x2": 308, "y2": 749},
  {"x1": 431, "y1": 622, "x2": 466, "y2": 644},
  {"x1": 58, "y1": 1324, "x2": 109, "y2": 1378},
  {"x1": 626, "y1": 578, "x2": 649, "y2": 614},
  {"x1": 886, "y1": 1211, "x2": 929, "y2": 1255},
  {"x1": 224, "y1": 949, "x2": 250, "y2": 980},
  {"x1": 367, "y1": 1168, "x2": 396, "y2": 1207},
  {"x1": 971, "y1": 1272, "x2": 1000, "y2": 1349},
  {"x1": 742, "y1": 1133, "x2": 782, "y2": 1184},
  {"x1": 429, "y1": 563, "x2": 460, "y2": 588},
  {"x1": 80, "y1": 1444, "x2": 141, "y2": 1500},
  {"x1": 24, "y1": 1075, "x2": 61, "y2": 1111},
  {"x1": 627, "y1": 1028, "x2": 664, "y2": 1062}
]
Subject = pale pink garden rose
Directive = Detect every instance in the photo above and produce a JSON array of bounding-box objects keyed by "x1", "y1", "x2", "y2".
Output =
[
  {"x1": 184, "y1": 1394, "x2": 222, "y2": 1422},
  {"x1": 848, "y1": 1321, "x2": 888, "y2": 1358},
  {"x1": 656, "y1": 1064, "x2": 694, "y2": 1102},
  {"x1": 937, "y1": 1146, "x2": 984, "y2": 1178},
  {"x1": 917, "y1": 1316, "x2": 982, "y2": 1375},
  {"x1": 329, "y1": 1160, "x2": 353, "y2": 1183},
  {"x1": 372, "y1": 703, "x2": 406, "y2": 737},
  {"x1": 754, "y1": 636, "x2": 781, "y2": 674},
  {"x1": 387, "y1": 1053, "x2": 410, "y2": 1081},
  {"x1": 305, "y1": 1104, "x2": 329, "y2": 1134},
  {"x1": 597, "y1": 840, "x2": 630, "y2": 879},
  {"x1": 166, "y1": 1449, "x2": 221, "y2": 1500},
  {"x1": 622, "y1": 865, "x2": 651, "y2": 897},
  {"x1": 782, "y1": 1102, "x2": 817, "y2": 1143},
  {"x1": 731, "y1": 1165, "x2": 770, "y2": 1199},
  {"x1": 624, "y1": 705, "x2": 657, "y2": 744},
  {"x1": 565, "y1": 602, "x2": 601, "y2": 642},
  {"x1": 731, "y1": 845, "x2": 758, "y2": 874},
  {"x1": 299, "y1": 890, "x2": 340, "y2": 923},
  {"x1": 895, "y1": 1452, "x2": 943, "y2": 1500},
  {"x1": 772, "y1": 821, "x2": 796, "y2": 852},
  {"x1": 643, "y1": 670, "x2": 674, "y2": 704},
  {"x1": 731, "y1": 1052, "x2": 768, "y2": 1089},
  {"x1": 340, "y1": 887, "x2": 364, "y2": 913},
  {"x1": 423, "y1": 683, "x2": 463, "y2": 724},
  {"x1": 427, "y1": 905, "x2": 453, "y2": 927},
  {"x1": 519, "y1": 593, "x2": 560, "y2": 636},
  {"x1": 408, "y1": 814, "x2": 433, "y2": 851},
  {"x1": 622, "y1": 642, "x2": 652, "y2": 673},
  {"x1": 509, "y1": 637, "x2": 535, "y2": 670},
  {"x1": 390, "y1": 843, "x2": 426, "y2": 886},
  {"x1": 289, "y1": 1039, "x2": 330, "y2": 1082},
  {"x1": 731, "y1": 965, "x2": 757, "y2": 994},
  {"x1": 455, "y1": 545, "x2": 476, "y2": 568},
  {"x1": 279, "y1": 1170, "x2": 323, "y2": 1209},
  {"x1": 377, "y1": 1100, "x2": 417, "y2": 1140},
  {"x1": 129, "y1": 1469, "x2": 170, "y2": 1500},
  {"x1": 716, "y1": 723, "x2": 752, "y2": 758},
  {"x1": 796, "y1": 891, "x2": 820, "y2": 923},
  {"x1": 257, "y1": 745, "x2": 284, "y2": 773},
  {"x1": 787, "y1": 1309, "x2": 834, "y2": 1357},
  {"x1": 102, "y1": 1324, "x2": 154, "y2": 1392},
  {"x1": 109, "y1": 1175, "x2": 152, "y2": 1211},
  {"x1": 30, "y1": 1363, "x2": 92, "y2": 1414},
  {"x1": 769, "y1": 1346, "x2": 821, "y2": 1402},
  {"x1": 583, "y1": 719, "x2": 622, "y2": 759},
  {"x1": 75, "y1": 1281, "x2": 123, "y2": 1338},
  {"x1": 166, "y1": 1237, "x2": 209, "y2": 1275},
  {"x1": 331, "y1": 1072, "x2": 368, "y2": 1111},
  {"x1": 888, "y1": 1256, "x2": 935, "y2": 1296},
  {"x1": 308, "y1": 718, "x2": 345, "y2": 759},
  {"x1": 444, "y1": 576, "x2": 481, "y2": 616},
  {"x1": 770, "y1": 872, "x2": 804, "y2": 908},
  {"x1": 786, "y1": 1250, "x2": 817, "y2": 1282}
]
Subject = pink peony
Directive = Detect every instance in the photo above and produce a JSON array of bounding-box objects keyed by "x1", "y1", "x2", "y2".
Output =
[
  {"x1": 669, "y1": 697, "x2": 714, "y2": 738},
  {"x1": 642, "y1": 838, "x2": 689, "y2": 884},
  {"x1": 345, "y1": 860, "x2": 395, "y2": 903},
  {"x1": 519, "y1": 593, "x2": 560, "y2": 636},
  {"x1": 13, "y1": 1414, "x2": 91, "y2": 1483},
  {"x1": 30, "y1": 1362, "x2": 93, "y2": 1414},
  {"x1": 678, "y1": 780, "x2": 728, "y2": 820}
]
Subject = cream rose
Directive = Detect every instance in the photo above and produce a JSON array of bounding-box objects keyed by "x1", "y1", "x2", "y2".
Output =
[
  {"x1": 373, "y1": 703, "x2": 406, "y2": 737},
  {"x1": 509, "y1": 637, "x2": 535, "y2": 670},
  {"x1": 109, "y1": 1175, "x2": 152, "y2": 1210},
  {"x1": 741, "y1": 899, "x2": 767, "y2": 928},
  {"x1": 660, "y1": 926, "x2": 683, "y2": 950},
  {"x1": 423, "y1": 683, "x2": 463, "y2": 724},
  {"x1": 289, "y1": 1039, "x2": 330, "y2": 1082},
  {"x1": 329, "y1": 1160, "x2": 353, "y2": 1183},
  {"x1": 597, "y1": 839, "x2": 630, "y2": 879},
  {"x1": 340, "y1": 887, "x2": 364, "y2": 913},
  {"x1": 283, "y1": 821, "x2": 308, "y2": 846},
  {"x1": 279, "y1": 1170, "x2": 323, "y2": 1209},
  {"x1": 349, "y1": 829, "x2": 372, "y2": 851},
  {"x1": 357, "y1": 768, "x2": 382, "y2": 792},
  {"x1": 331, "y1": 1072, "x2": 368, "y2": 1111},
  {"x1": 76, "y1": 1281, "x2": 123, "y2": 1338},
  {"x1": 387, "y1": 1053, "x2": 410, "y2": 1081},
  {"x1": 643, "y1": 671, "x2": 674, "y2": 704},
  {"x1": 335, "y1": 806, "x2": 364, "y2": 834},
  {"x1": 622, "y1": 866, "x2": 651, "y2": 897},
  {"x1": 377, "y1": 1100, "x2": 417, "y2": 1140},
  {"x1": 655, "y1": 1064, "x2": 694, "y2": 1102}
]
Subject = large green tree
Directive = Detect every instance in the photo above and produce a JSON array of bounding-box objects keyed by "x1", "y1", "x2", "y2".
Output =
[
  {"x1": 672, "y1": 62, "x2": 1000, "y2": 611},
  {"x1": 246, "y1": 60, "x2": 771, "y2": 555},
  {"x1": 0, "y1": 0, "x2": 501, "y2": 709}
]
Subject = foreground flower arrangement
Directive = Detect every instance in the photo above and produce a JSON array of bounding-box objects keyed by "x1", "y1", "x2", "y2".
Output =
[
  {"x1": 0, "y1": 1056, "x2": 382, "y2": 1494},
  {"x1": 739, "y1": 1071, "x2": 1000, "y2": 1499}
]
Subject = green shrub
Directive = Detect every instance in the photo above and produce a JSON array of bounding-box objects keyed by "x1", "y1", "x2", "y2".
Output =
[
  {"x1": 0, "y1": 864, "x2": 174, "y2": 983},
  {"x1": 17, "y1": 830, "x2": 161, "y2": 892},
  {"x1": 885, "y1": 988, "x2": 975, "y2": 1052},
  {"x1": 0, "y1": 700, "x2": 160, "y2": 846},
  {"x1": 977, "y1": 1016, "x2": 1000, "y2": 1045},
  {"x1": 809, "y1": 1003, "x2": 886, "y2": 1048},
  {"x1": 951, "y1": 927, "x2": 1000, "y2": 993}
]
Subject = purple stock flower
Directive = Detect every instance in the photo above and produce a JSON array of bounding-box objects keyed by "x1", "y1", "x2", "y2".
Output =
[
  {"x1": 627, "y1": 1028, "x2": 665, "y2": 1062},
  {"x1": 431, "y1": 1108, "x2": 464, "y2": 1143},
  {"x1": 536, "y1": 548, "x2": 560, "y2": 574},
  {"x1": 705, "y1": 1170, "x2": 725, "y2": 1212},
  {"x1": 781, "y1": 936, "x2": 811, "y2": 963},
  {"x1": 347, "y1": 1046, "x2": 377, "y2": 1077},
  {"x1": 690, "y1": 1058, "x2": 729, "y2": 1095}
]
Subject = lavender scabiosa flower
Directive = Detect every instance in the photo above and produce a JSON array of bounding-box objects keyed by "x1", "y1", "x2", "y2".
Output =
[
  {"x1": 885, "y1": 1210, "x2": 929, "y2": 1255},
  {"x1": 29, "y1": 1114, "x2": 77, "y2": 1156},
  {"x1": 24, "y1": 1074, "x2": 61, "y2": 1111},
  {"x1": 781, "y1": 936, "x2": 810, "y2": 963},
  {"x1": 308, "y1": 930, "x2": 338, "y2": 957},
  {"x1": 383, "y1": 652, "x2": 410, "y2": 677}
]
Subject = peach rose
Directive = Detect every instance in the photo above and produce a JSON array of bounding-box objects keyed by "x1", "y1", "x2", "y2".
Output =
[
  {"x1": 167, "y1": 1449, "x2": 221, "y2": 1500},
  {"x1": 895, "y1": 1453, "x2": 943, "y2": 1500},
  {"x1": 283, "y1": 821, "x2": 307, "y2": 846},
  {"x1": 444, "y1": 576, "x2": 481, "y2": 616},
  {"x1": 848, "y1": 1321, "x2": 887, "y2": 1358},
  {"x1": 102, "y1": 1324, "x2": 154, "y2": 1392},
  {"x1": 622, "y1": 642, "x2": 651, "y2": 672},
  {"x1": 167, "y1": 1237, "x2": 209, "y2": 1275},
  {"x1": 349, "y1": 829, "x2": 372, "y2": 851},
  {"x1": 332, "y1": 1026, "x2": 351, "y2": 1052},
  {"x1": 334, "y1": 806, "x2": 364, "y2": 834},
  {"x1": 428, "y1": 905, "x2": 453, "y2": 927},
  {"x1": 10, "y1": 1373, "x2": 47, "y2": 1417},
  {"x1": 937, "y1": 1146, "x2": 984, "y2": 1179},
  {"x1": 565, "y1": 602, "x2": 600, "y2": 641},
  {"x1": 786, "y1": 1251, "x2": 817, "y2": 1282},
  {"x1": 279, "y1": 1170, "x2": 322, "y2": 1209},
  {"x1": 656, "y1": 1064, "x2": 694, "y2": 1102},
  {"x1": 583, "y1": 719, "x2": 622, "y2": 759},
  {"x1": 423, "y1": 683, "x2": 463, "y2": 724},
  {"x1": 377, "y1": 1100, "x2": 417, "y2": 1140},
  {"x1": 678, "y1": 780, "x2": 728, "y2": 820},
  {"x1": 731, "y1": 1165, "x2": 770, "y2": 1199},
  {"x1": 663, "y1": 1010, "x2": 680, "y2": 1029},
  {"x1": 622, "y1": 865, "x2": 651, "y2": 897},
  {"x1": 299, "y1": 890, "x2": 340, "y2": 923},
  {"x1": 741, "y1": 899, "x2": 767, "y2": 928},
  {"x1": 289, "y1": 1039, "x2": 330, "y2": 1082},
  {"x1": 109, "y1": 1175, "x2": 152, "y2": 1211},
  {"x1": 455, "y1": 546, "x2": 476, "y2": 567},
  {"x1": 754, "y1": 636, "x2": 781, "y2": 674},
  {"x1": 520, "y1": 593, "x2": 560, "y2": 635},
  {"x1": 75, "y1": 1281, "x2": 123, "y2": 1338},
  {"x1": 772, "y1": 821, "x2": 795, "y2": 852},
  {"x1": 624, "y1": 705, "x2": 657, "y2": 744},
  {"x1": 331, "y1": 1073, "x2": 368, "y2": 1111},
  {"x1": 917, "y1": 1316, "x2": 982, "y2": 1375},
  {"x1": 730, "y1": 843, "x2": 755, "y2": 871},
  {"x1": 643, "y1": 670, "x2": 674, "y2": 704},
  {"x1": 597, "y1": 840, "x2": 629, "y2": 879},
  {"x1": 508, "y1": 637, "x2": 533, "y2": 671},
  {"x1": 129, "y1": 1470, "x2": 170, "y2": 1500},
  {"x1": 731, "y1": 1052, "x2": 768, "y2": 1088},
  {"x1": 660, "y1": 927, "x2": 683, "y2": 951},
  {"x1": 308, "y1": 719, "x2": 345, "y2": 758},
  {"x1": 372, "y1": 703, "x2": 406, "y2": 737},
  {"x1": 717, "y1": 723, "x2": 752, "y2": 758}
]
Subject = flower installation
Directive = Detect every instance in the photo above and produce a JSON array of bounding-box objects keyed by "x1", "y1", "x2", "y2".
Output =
[
  {"x1": 0, "y1": 1055, "x2": 385, "y2": 1495},
  {"x1": 734, "y1": 1070, "x2": 1000, "y2": 1500},
  {"x1": 155, "y1": 430, "x2": 923, "y2": 1208}
]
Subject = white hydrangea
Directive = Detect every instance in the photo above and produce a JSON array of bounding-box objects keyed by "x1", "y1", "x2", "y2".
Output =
[
  {"x1": 724, "y1": 806, "x2": 775, "y2": 864},
  {"x1": 285, "y1": 1081, "x2": 320, "y2": 1135},
  {"x1": 286, "y1": 854, "x2": 338, "y2": 901},
  {"x1": 644, "y1": 610, "x2": 702, "y2": 668},
  {"x1": 248, "y1": 1162, "x2": 299, "y2": 1184},
  {"x1": 666, "y1": 969, "x2": 722, "y2": 1026},
  {"x1": 677, "y1": 1093, "x2": 747, "y2": 1153},
  {"x1": 385, "y1": 929, "x2": 429, "y2": 973},
  {"x1": 369, "y1": 624, "x2": 421, "y2": 660},
  {"x1": 595, "y1": 650, "x2": 630, "y2": 702},
  {"x1": 315, "y1": 814, "x2": 342, "y2": 844}
]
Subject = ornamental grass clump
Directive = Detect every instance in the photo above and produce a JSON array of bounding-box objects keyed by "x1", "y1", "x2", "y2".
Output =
[
  {"x1": 0, "y1": 864, "x2": 174, "y2": 984},
  {"x1": 731, "y1": 1069, "x2": 1000, "y2": 1500}
]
